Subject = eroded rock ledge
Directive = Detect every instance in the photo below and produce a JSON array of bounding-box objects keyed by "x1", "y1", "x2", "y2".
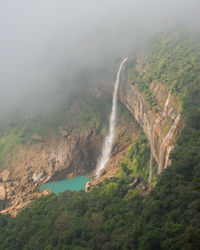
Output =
[
  {"x1": 0, "y1": 113, "x2": 137, "y2": 216},
  {"x1": 0, "y1": 127, "x2": 103, "y2": 216},
  {"x1": 120, "y1": 77, "x2": 183, "y2": 174}
]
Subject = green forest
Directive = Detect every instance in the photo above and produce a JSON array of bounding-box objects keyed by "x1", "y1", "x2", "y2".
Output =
[{"x1": 0, "y1": 30, "x2": 200, "y2": 249}]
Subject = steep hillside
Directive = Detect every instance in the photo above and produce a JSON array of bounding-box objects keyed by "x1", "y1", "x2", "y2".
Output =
[
  {"x1": 120, "y1": 30, "x2": 200, "y2": 176},
  {"x1": 0, "y1": 30, "x2": 200, "y2": 249},
  {"x1": 0, "y1": 72, "x2": 139, "y2": 216},
  {"x1": 120, "y1": 78, "x2": 182, "y2": 175}
]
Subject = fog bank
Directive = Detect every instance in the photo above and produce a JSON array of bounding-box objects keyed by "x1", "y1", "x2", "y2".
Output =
[{"x1": 0, "y1": 0, "x2": 200, "y2": 113}]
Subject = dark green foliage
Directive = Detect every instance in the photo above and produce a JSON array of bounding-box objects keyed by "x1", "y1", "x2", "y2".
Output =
[
  {"x1": 117, "y1": 133, "x2": 153, "y2": 182},
  {"x1": 0, "y1": 30, "x2": 200, "y2": 249},
  {"x1": 147, "y1": 31, "x2": 200, "y2": 104},
  {"x1": 0, "y1": 125, "x2": 31, "y2": 167},
  {"x1": 0, "y1": 125, "x2": 200, "y2": 250},
  {"x1": 118, "y1": 101, "x2": 135, "y2": 123},
  {"x1": 79, "y1": 95, "x2": 111, "y2": 131},
  {"x1": 194, "y1": 180, "x2": 200, "y2": 191},
  {"x1": 128, "y1": 30, "x2": 200, "y2": 113},
  {"x1": 127, "y1": 57, "x2": 158, "y2": 111},
  {"x1": 1, "y1": 101, "x2": 200, "y2": 249}
]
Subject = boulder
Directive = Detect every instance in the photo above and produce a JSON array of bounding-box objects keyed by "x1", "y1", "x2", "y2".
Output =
[
  {"x1": 99, "y1": 169, "x2": 107, "y2": 177},
  {"x1": 59, "y1": 128, "x2": 69, "y2": 138},
  {"x1": 42, "y1": 190, "x2": 52, "y2": 196},
  {"x1": 85, "y1": 182, "x2": 91, "y2": 192},
  {"x1": 0, "y1": 170, "x2": 10, "y2": 182},
  {"x1": 141, "y1": 181, "x2": 149, "y2": 191},
  {"x1": 0, "y1": 184, "x2": 6, "y2": 200},
  {"x1": 32, "y1": 134, "x2": 45, "y2": 142}
]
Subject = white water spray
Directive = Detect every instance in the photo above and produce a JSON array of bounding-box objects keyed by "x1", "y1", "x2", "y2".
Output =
[
  {"x1": 95, "y1": 58, "x2": 128, "y2": 177},
  {"x1": 163, "y1": 92, "x2": 171, "y2": 117}
]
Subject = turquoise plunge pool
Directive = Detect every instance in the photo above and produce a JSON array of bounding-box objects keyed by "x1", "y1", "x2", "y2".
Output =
[{"x1": 39, "y1": 175, "x2": 90, "y2": 194}]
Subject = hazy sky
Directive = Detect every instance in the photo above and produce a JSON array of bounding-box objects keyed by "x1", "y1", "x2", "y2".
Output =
[{"x1": 0, "y1": 0, "x2": 200, "y2": 113}]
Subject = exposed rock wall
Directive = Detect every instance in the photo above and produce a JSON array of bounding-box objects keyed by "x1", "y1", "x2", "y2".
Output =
[
  {"x1": 0, "y1": 128, "x2": 103, "y2": 216},
  {"x1": 120, "y1": 76, "x2": 183, "y2": 174},
  {"x1": 0, "y1": 68, "x2": 184, "y2": 216},
  {"x1": 92, "y1": 116, "x2": 140, "y2": 184},
  {"x1": 0, "y1": 113, "x2": 138, "y2": 216}
]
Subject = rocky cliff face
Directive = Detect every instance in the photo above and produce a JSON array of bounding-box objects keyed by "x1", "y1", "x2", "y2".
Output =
[
  {"x1": 92, "y1": 115, "x2": 140, "y2": 184},
  {"x1": 120, "y1": 75, "x2": 183, "y2": 174},
  {"x1": 0, "y1": 127, "x2": 103, "y2": 216},
  {"x1": 0, "y1": 63, "x2": 184, "y2": 216},
  {"x1": 0, "y1": 110, "x2": 138, "y2": 216}
]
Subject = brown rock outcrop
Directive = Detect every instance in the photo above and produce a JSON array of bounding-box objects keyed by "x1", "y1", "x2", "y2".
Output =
[
  {"x1": 92, "y1": 116, "x2": 140, "y2": 184},
  {"x1": 0, "y1": 170, "x2": 10, "y2": 182},
  {"x1": 0, "y1": 184, "x2": 6, "y2": 200},
  {"x1": 59, "y1": 127, "x2": 69, "y2": 138},
  {"x1": 0, "y1": 184, "x2": 6, "y2": 210},
  {"x1": 42, "y1": 190, "x2": 52, "y2": 196},
  {"x1": 85, "y1": 182, "x2": 91, "y2": 192},
  {"x1": 120, "y1": 74, "x2": 183, "y2": 174},
  {"x1": 0, "y1": 127, "x2": 103, "y2": 216},
  {"x1": 32, "y1": 134, "x2": 45, "y2": 142}
]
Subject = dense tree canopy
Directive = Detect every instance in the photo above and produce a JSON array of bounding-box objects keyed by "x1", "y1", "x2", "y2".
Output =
[{"x1": 0, "y1": 30, "x2": 200, "y2": 249}]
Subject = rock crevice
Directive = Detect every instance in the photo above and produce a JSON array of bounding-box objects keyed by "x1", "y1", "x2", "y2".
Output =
[{"x1": 120, "y1": 78, "x2": 183, "y2": 174}]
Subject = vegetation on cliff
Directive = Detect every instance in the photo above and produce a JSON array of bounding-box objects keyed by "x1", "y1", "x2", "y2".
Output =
[
  {"x1": 0, "y1": 81, "x2": 112, "y2": 169},
  {"x1": 0, "y1": 120, "x2": 200, "y2": 249},
  {"x1": 128, "y1": 30, "x2": 200, "y2": 112},
  {"x1": 0, "y1": 30, "x2": 200, "y2": 249},
  {"x1": 116, "y1": 132, "x2": 157, "y2": 186}
]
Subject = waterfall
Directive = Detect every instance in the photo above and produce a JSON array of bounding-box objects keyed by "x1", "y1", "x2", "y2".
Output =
[
  {"x1": 95, "y1": 58, "x2": 128, "y2": 177},
  {"x1": 149, "y1": 116, "x2": 160, "y2": 184},
  {"x1": 149, "y1": 92, "x2": 171, "y2": 181},
  {"x1": 149, "y1": 92, "x2": 172, "y2": 180},
  {"x1": 164, "y1": 145, "x2": 173, "y2": 169},
  {"x1": 158, "y1": 114, "x2": 180, "y2": 173},
  {"x1": 162, "y1": 92, "x2": 171, "y2": 117},
  {"x1": 149, "y1": 153, "x2": 153, "y2": 184}
]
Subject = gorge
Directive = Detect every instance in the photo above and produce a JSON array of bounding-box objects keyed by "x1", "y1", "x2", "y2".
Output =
[
  {"x1": 0, "y1": 53, "x2": 184, "y2": 216},
  {"x1": 120, "y1": 80, "x2": 182, "y2": 175},
  {"x1": 0, "y1": 30, "x2": 200, "y2": 250}
]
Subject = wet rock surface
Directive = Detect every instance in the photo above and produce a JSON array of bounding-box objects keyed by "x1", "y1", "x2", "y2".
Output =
[
  {"x1": 0, "y1": 170, "x2": 10, "y2": 182},
  {"x1": 120, "y1": 75, "x2": 183, "y2": 174},
  {"x1": 0, "y1": 127, "x2": 103, "y2": 216},
  {"x1": 85, "y1": 182, "x2": 92, "y2": 192},
  {"x1": 0, "y1": 111, "x2": 137, "y2": 216}
]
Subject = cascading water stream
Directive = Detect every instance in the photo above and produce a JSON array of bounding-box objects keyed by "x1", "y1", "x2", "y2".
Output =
[
  {"x1": 149, "y1": 92, "x2": 171, "y2": 182},
  {"x1": 149, "y1": 116, "x2": 160, "y2": 184},
  {"x1": 158, "y1": 114, "x2": 180, "y2": 173},
  {"x1": 162, "y1": 92, "x2": 171, "y2": 117},
  {"x1": 149, "y1": 153, "x2": 153, "y2": 184},
  {"x1": 95, "y1": 58, "x2": 128, "y2": 177}
]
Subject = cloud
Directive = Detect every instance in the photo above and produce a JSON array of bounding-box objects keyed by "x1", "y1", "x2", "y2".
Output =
[{"x1": 0, "y1": 0, "x2": 199, "y2": 113}]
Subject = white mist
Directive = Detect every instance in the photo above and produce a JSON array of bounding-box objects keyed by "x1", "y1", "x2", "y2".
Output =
[{"x1": 95, "y1": 58, "x2": 128, "y2": 177}]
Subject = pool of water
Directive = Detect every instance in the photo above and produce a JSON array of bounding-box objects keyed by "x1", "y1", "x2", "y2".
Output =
[{"x1": 39, "y1": 175, "x2": 90, "y2": 194}]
